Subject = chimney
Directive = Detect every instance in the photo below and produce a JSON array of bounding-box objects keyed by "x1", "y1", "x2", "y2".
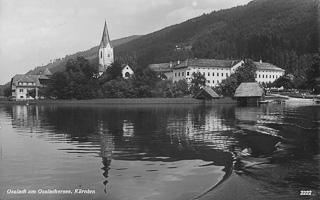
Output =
[
  {"x1": 177, "y1": 60, "x2": 180, "y2": 64},
  {"x1": 260, "y1": 60, "x2": 262, "y2": 63}
]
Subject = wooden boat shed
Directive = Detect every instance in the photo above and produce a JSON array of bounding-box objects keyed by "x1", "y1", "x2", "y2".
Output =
[
  {"x1": 234, "y1": 82, "x2": 265, "y2": 105},
  {"x1": 193, "y1": 86, "x2": 220, "y2": 100}
]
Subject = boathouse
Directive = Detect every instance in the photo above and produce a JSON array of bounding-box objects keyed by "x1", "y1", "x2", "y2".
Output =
[
  {"x1": 234, "y1": 82, "x2": 264, "y2": 105},
  {"x1": 193, "y1": 86, "x2": 220, "y2": 100}
]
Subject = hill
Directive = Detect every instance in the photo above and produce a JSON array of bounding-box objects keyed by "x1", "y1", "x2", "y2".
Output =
[
  {"x1": 115, "y1": 0, "x2": 318, "y2": 73},
  {"x1": 29, "y1": 0, "x2": 318, "y2": 78},
  {"x1": 27, "y1": 35, "x2": 141, "y2": 75}
]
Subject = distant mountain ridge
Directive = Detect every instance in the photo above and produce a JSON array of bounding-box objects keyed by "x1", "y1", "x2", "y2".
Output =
[
  {"x1": 28, "y1": 0, "x2": 318, "y2": 76},
  {"x1": 27, "y1": 35, "x2": 141, "y2": 75}
]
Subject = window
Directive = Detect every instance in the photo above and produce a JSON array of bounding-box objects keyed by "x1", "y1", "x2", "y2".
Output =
[
  {"x1": 217, "y1": 73, "x2": 219, "y2": 76},
  {"x1": 108, "y1": 54, "x2": 110, "y2": 57},
  {"x1": 203, "y1": 72, "x2": 205, "y2": 75},
  {"x1": 100, "y1": 51, "x2": 102, "y2": 58},
  {"x1": 207, "y1": 80, "x2": 210, "y2": 83},
  {"x1": 208, "y1": 72, "x2": 210, "y2": 76},
  {"x1": 213, "y1": 80, "x2": 215, "y2": 83},
  {"x1": 212, "y1": 72, "x2": 214, "y2": 76},
  {"x1": 175, "y1": 73, "x2": 177, "y2": 77},
  {"x1": 263, "y1": 75, "x2": 264, "y2": 78},
  {"x1": 187, "y1": 72, "x2": 190, "y2": 76},
  {"x1": 182, "y1": 72, "x2": 184, "y2": 76},
  {"x1": 20, "y1": 96, "x2": 23, "y2": 98},
  {"x1": 178, "y1": 72, "x2": 180, "y2": 76},
  {"x1": 19, "y1": 89, "x2": 23, "y2": 92},
  {"x1": 226, "y1": 73, "x2": 229, "y2": 77},
  {"x1": 259, "y1": 75, "x2": 261, "y2": 78},
  {"x1": 222, "y1": 73, "x2": 224, "y2": 77}
]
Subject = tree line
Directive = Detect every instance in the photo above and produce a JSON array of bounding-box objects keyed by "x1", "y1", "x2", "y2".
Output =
[{"x1": 31, "y1": 57, "x2": 190, "y2": 100}]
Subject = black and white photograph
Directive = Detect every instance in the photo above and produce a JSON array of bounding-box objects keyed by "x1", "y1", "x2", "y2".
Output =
[{"x1": 0, "y1": 0, "x2": 319, "y2": 199}]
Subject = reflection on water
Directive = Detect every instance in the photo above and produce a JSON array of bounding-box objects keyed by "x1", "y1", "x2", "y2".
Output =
[{"x1": 0, "y1": 103, "x2": 319, "y2": 200}]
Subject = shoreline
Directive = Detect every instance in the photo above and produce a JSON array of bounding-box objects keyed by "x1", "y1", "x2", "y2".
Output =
[{"x1": 0, "y1": 97, "x2": 237, "y2": 105}]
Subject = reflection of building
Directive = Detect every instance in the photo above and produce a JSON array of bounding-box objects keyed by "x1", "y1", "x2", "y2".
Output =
[
  {"x1": 123, "y1": 120, "x2": 134, "y2": 137},
  {"x1": 167, "y1": 107, "x2": 236, "y2": 151},
  {"x1": 11, "y1": 105, "x2": 41, "y2": 130}
]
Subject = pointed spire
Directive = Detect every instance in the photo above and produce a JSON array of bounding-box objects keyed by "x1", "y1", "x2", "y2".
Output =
[{"x1": 100, "y1": 20, "x2": 112, "y2": 48}]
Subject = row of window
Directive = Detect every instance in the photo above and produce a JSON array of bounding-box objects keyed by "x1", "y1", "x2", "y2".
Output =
[
  {"x1": 174, "y1": 71, "x2": 229, "y2": 77},
  {"x1": 18, "y1": 82, "x2": 35, "y2": 86},
  {"x1": 258, "y1": 74, "x2": 281, "y2": 79}
]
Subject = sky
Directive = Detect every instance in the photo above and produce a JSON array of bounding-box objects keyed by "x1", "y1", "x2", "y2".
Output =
[{"x1": 0, "y1": 0, "x2": 252, "y2": 85}]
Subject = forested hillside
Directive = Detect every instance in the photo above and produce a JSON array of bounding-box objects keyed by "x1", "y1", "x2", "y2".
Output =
[
  {"x1": 115, "y1": 0, "x2": 318, "y2": 85},
  {"x1": 25, "y1": 0, "x2": 319, "y2": 88}
]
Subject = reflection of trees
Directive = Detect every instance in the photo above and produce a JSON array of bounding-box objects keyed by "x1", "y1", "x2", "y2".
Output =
[{"x1": 3, "y1": 104, "x2": 242, "y2": 188}]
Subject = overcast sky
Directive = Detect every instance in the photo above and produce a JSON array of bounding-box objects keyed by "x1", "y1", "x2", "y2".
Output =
[{"x1": 0, "y1": 0, "x2": 251, "y2": 85}]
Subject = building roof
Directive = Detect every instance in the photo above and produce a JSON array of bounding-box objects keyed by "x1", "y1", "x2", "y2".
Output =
[
  {"x1": 100, "y1": 21, "x2": 112, "y2": 48},
  {"x1": 42, "y1": 68, "x2": 53, "y2": 76},
  {"x1": 193, "y1": 86, "x2": 220, "y2": 99},
  {"x1": 173, "y1": 59, "x2": 241, "y2": 69},
  {"x1": 149, "y1": 62, "x2": 177, "y2": 73},
  {"x1": 234, "y1": 82, "x2": 264, "y2": 97},
  {"x1": 254, "y1": 62, "x2": 285, "y2": 72},
  {"x1": 11, "y1": 74, "x2": 41, "y2": 86}
]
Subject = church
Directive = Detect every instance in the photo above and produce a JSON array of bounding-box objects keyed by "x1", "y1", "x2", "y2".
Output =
[{"x1": 98, "y1": 21, "x2": 134, "y2": 78}]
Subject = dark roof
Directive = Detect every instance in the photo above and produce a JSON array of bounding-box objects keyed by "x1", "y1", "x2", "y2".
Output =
[
  {"x1": 100, "y1": 21, "x2": 112, "y2": 48},
  {"x1": 42, "y1": 68, "x2": 53, "y2": 76},
  {"x1": 234, "y1": 82, "x2": 264, "y2": 97},
  {"x1": 173, "y1": 59, "x2": 241, "y2": 69},
  {"x1": 193, "y1": 87, "x2": 220, "y2": 99},
  {"x1": 149, "y1": 62, "x2": 177, "y2": 72},
  {"x1": 11, "y1": 74, "x2": 41, "y2": 86},
  {"x1": 254, "y1": 62, "x2": 284, "y2": 71}
]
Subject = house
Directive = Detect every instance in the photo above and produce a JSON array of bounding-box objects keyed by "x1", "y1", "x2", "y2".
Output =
[
  {"x1": 122, "y1": 64, "x2": 134, "y2": 79},
  {"x1": 172, "y1": 59, "x2": 243, "y2": 87},
  {"x1": 234, "y1": 82, "x2": 265, "y2": 105},
  {"x1": 193, "y1": 86, "x2": 220, "y2": 100},
  {"x1": 254, "y1": 61, "x2": 285, "y2": 84},
  {"x1": 11, "y1": 68, "x2": 52, "y2": 100}
]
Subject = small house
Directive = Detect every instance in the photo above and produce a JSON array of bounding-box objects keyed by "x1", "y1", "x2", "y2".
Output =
[
  {"x1": 234, "y1": 82, "x2": 264, "y2": 105},
  {"x1": 122, "y1": 64, "x2": 134, "y2": 79},
  {"x1": 193, "y1": 86, "x2": 220, "y2": 100}
]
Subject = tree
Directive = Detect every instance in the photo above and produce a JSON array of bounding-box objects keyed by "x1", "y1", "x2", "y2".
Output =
[
  {"x1": 103, "y1": 61, "x2": 123, "y2": 82},
  {"x1": 3, "y1": 86, "x2": 12, "y2": 97},
  {"x1": 190, "y1": 72, "x2": 206, "y2": 94},
  {"x1": 234, "y1": 59, "x2": 257, "y2": 83},
  {"x1": 306, "y1": 50, "x2": 320, "y2": 94},
  {"x1": 218, "y1": 59, "x2": 257, "y2": 97}
]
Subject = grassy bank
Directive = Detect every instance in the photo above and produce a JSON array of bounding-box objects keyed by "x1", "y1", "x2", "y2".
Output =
[{"x1": 0, "y1": 97, "x2": 236, "y2": 105}]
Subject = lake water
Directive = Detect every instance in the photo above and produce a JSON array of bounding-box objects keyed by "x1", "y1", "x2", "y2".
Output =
[{"x1": 0, "y1": 102, "x2": 319, "y2": 200}]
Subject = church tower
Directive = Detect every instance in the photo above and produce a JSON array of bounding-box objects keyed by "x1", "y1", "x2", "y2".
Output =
[{"x1": 99, "y1": 21, "x2": 114, "y2": 74}]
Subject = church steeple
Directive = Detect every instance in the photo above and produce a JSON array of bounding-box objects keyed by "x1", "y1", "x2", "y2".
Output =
[
  {"x1": 98, "y1": 20, "x2": 114, "y2": 74},
  {"x1": 100, "y1": 21, "x2": 112, "y2": 48}
]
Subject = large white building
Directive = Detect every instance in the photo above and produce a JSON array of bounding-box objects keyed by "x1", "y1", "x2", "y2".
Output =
[{"x1": 151, "y1": 59, "x2": 285, "y2": 87}]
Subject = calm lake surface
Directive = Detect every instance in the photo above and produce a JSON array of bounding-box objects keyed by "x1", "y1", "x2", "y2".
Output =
[{"x1": 0, "y1": 102, "x2": 319, "y2": 200}]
